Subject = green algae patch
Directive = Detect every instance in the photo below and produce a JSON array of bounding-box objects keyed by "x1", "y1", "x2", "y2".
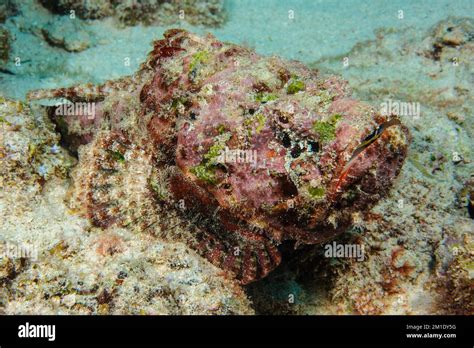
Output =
[
  {"x1": 191, "y1": 133, "x2": 231, "y2": 185},
  {"x1": 255, "y1": 92, "x2": 278, "y2": 103},
  {"x1": 204, "y1": 143, "x2": 224, "y2": 163},
  {"x1": 27, "y1": 143, "x2": 38, "y2": 162},
  {"x1": 48, "y1": 241, "x2": 69, "y2": 257},
  {"x1": 171, "y1": 97, "x2": 187, "y2": 110},
  {"x1": 312, "y1": 114, "x2": 341, "y2": 143},
  {"x1": 190, "y1": 50, "x2": 211, "y2": 71},
  {"x1": 244, "y1": 113, "x2": 266, "y2": 136},
  {"x1": 216, "y1": 124, "x2": 227, "y2": 134},
  {"x1": 107, "y1": 149, "x2": 125, "y2": 163},
  {"x1": 308, "y1": 186, "x2": 325, "y2": 198},
  {"x1": 203, "y1": 132, "x2": 231, "y2": 164},
  {"x1": 287, "y1": 78, "x2": 305, "y2": 94},
  {"x1": 0, "y1": 115, "x2": 11, "y2": 126},
  {"x1": 190, "y1": 163, "x2": 217, "y2": 185},
  {"x1": 255, "y1": 113, "x2": 266, "y2": 133}
]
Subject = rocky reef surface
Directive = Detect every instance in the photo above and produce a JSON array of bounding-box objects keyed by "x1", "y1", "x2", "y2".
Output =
[
  {"x1": 39, "y1": 0, "x2": 226, "y2": 27},
  {"x1": 0, "y1": 97, "x2": 253, "y2": 314}
]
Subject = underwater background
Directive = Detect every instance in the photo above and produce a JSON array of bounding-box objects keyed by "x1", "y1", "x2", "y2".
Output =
[{"x1": 0, "y1": 0, "x2": 473, "y2": 314}]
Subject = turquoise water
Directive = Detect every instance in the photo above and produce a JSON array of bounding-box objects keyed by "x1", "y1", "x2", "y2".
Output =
[
  {"x1": 1, "y1": 0, "x2": 472, "y2": 99},
  {"x1": 218, "y1": 0, "x2": 473, "y2": 61}
]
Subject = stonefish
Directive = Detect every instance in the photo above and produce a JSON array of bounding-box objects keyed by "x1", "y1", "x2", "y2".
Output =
[{"x1": 28, "y1": 30, "x2": 409, "y2": 284}]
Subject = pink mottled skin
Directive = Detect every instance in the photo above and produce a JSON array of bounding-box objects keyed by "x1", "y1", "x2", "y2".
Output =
[{"x1": 26, "y1": 30, "x2": 409, "y2": 284}]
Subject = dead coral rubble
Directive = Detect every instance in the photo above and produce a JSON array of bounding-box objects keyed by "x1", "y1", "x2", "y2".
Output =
[
  {"x1": 0, "y1": 94, "x2": 253, "y2": 315},
  {"x1": 38, "y1": 0, "x2": 227, "y2": 27}
]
